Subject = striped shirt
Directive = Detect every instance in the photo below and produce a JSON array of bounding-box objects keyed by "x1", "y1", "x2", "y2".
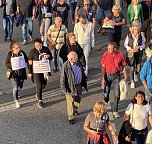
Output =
[
  {"x1": 71, "y1": 63, "x2": 82, "y2": 85},
  {"x1": 47, "y1": 24, "x2": 67, "y2": 50}
]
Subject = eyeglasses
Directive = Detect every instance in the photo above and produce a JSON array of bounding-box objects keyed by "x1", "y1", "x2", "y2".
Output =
[{"x1": 115, "y1": 8, "x2": 120, "y2": 10}]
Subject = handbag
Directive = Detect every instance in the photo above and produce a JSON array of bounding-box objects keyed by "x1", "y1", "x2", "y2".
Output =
[
  {"x1": 49, "y1": 26, "x2": 61, "y2": 50},
  {"x1": 6, "y1": 69, "x2": 12, "y2": 79}
]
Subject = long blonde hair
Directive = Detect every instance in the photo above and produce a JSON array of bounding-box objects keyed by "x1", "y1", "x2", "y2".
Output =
[{"x1": 93, "y1": 101, "x2": 107, "y2": 114}]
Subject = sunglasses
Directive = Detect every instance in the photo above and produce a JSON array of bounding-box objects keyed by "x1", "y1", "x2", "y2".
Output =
[
  {"x1": 115, "y1": 8, "x2": 120, "y2": 10},
  {"x1": 84, "y1": 4, "x2": 89, "y2": 6}
]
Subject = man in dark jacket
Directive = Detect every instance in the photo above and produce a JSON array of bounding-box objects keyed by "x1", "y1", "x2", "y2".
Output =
[
  {"x1": 60, "y1": 51, "x2": 87, "y2": 124},
  {"x1": 0, "y1": 0, "x2": 16, "y2": 41}
]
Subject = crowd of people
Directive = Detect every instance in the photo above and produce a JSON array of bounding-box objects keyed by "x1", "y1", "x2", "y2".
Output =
[{"x1": 1, "y1": 0, "x2": 152, "y2": 143}]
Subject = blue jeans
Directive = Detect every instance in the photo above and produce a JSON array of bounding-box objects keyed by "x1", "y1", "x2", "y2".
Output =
[
  {"x1": 79, "y1": 44, "x2": 91, "y2": 76},
  {"x1": 70, "y1": 1, "x2": 77, "y2": 21},
  {"x1": 3, "y1": 15, "x2": 14, "y2": 39},
  {"x1": 104, "y1": 73, "x2": 120, "y2": 112},
  {"x1": 11, "y1": 77, "x2": 24, "y2": 101},
  {"x1": 95, "y1": 6, "x2": 110, "y2": 23},
  {"x1": 88, "y1": 138, "x2": 103, "y2": 144},
  {"x1": 22, "y1": 17, "x2": 33, "y2": 41},
  {"x1": 51, "y1": 49, "x2": 63, "y2": 71},
  {"x1": 145, "y1": 88, "x2": 152, "y2": 109}
]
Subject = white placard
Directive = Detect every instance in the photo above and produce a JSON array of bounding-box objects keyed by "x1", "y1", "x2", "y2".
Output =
[
  {"x1": 11, "y1": 55, "x2": 26, "y2": 71},
  {"x1": 33, "y1": 60, "x2": 50, "y2": 73}
]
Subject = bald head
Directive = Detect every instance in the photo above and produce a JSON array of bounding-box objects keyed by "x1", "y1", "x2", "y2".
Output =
[
  {"x1": 67, "y1": 51, "x2": 78, "y2": 63},
  {"x1": 55, "y1": 17, "x2": 62, "y2": 27}
]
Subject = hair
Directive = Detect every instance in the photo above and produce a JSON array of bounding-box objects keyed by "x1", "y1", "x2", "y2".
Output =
[
  {"x1": 9, "y1": 41, "x2": 20, "y2": 52},
  {"x1": 55, "y1": 17, "x2": 62, "y2": 23},
  {"x1": 108, "y1": 42, "x2": 118, "y2": 49},
  {"x1": 112, "y1": 4, "x2": 122, "y2": 13},
  {"x1": 34, "y1": 38, "x2": 43, "y2": 44},
  {"x1": 132, "y1": 91, "x2": 148, "y2": 105},
  {"x1": 130, "y1": 24, "x2": 140, "y2": 35},
  {"x1": 84, "y1": 0, "x2": 90, "y2": 4},
  {"x1": 66, "y1": 32, "x2": 75, "y2": 43},
  {"x1": 67, "y1": 51, "x2": 78, "y2": 60},
  {"x1": 93, "y1": 101, "x2": 107, "y2": 114}
]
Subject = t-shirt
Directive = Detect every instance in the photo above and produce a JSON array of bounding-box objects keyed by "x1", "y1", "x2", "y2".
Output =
[
  {"x1": 146, "y1": 129, "x2": 152, "y2": 144},
  {"x1": 106, "y1": 12, "x2": 124, "y2": 32},
  {"x1": 53, "y1": 3, "x2": 70, "y2": 22},
  {"x1": 125, "y1": 103, "x2": 152, "y2": 130},
  {"x1": 77, "y1": 7, "x2": 95, "y2": 23},
  {"x1": 17, "y1": 0, "x2": 36, "y2": 17},
  {"x1": 5, "y1": 0, "x2": 13, "y2": 15},
  {"x1": 85, "y1": 112, "x2": 109, "y2": 132}
]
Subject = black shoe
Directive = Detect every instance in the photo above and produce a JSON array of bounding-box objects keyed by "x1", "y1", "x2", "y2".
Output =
[
  {"x1": 4, "y1": 36, "x2": 7, "y2": 41},
  {"x1": 69, "y1": 119, "x2": 74, "y2": 125},
  {"x1": 8, "y1": 38, "x2": 12, "y2": 42},
  {"x1": 38, "y1": 101, "x2": 43, "y2": 108},
  {"x1": 104, "y1": 97, "x2": 109, "y2": 103},
  {"x1": 75, "y1": 110, "x2": 79, "y2": 115}
]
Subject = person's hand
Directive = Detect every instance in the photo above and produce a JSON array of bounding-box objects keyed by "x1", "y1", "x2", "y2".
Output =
[
  {"x1": 113, "y1": 135, "x2": 119, "y2": 144},
  {"x1": 101, "y1": 78, "x2": 106, "y2": 88},
  {"x1": 32, "y1": 15, "x2": 35, "y2": 20},
  {"x1": 51, "y1": 41, "x2": 56, "y2": 45},
  {"x1": 28, "y1": 73, "x2": 32, "y2": 78},
  {"x1": 123, "y1": 75, "x2": 127, "y2": 81},
  {"x1": 44, "y1": 54, "x2": 50, "y2": 59},
  {"x1": 91, "y1": 130, "x2": 98, "y2": 137},
  {"x1": 130, "y1": 48, "x2": 138, "y2": 53},
  {"x1": 28, "y1": 60, "x2": 33, "y2": 65}
]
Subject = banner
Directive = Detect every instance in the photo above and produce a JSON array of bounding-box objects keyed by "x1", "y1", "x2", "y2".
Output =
[
  {"x1": 33, "y1": 60, "x2": 50, "y2": 73},
  {"x1": 11, "y1": 56, "x2": 26, "y2": 71}
]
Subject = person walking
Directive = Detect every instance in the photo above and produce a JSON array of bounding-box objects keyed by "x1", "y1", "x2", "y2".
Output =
[
  {"x1": 103, "y1": 4, "x2": 125, "y2": 46},
  {"x1": 101, "y1": 42, "x2": 127, "y2": 118},
  {"x1": 59, "y1": 32, "x2": 86, "y2": 67},
  {"x1": 0, "y1": 0, "x2": 17, "y2": 41},
  {"x1": 84, "y1": 101, "x2": 119, "y2": 144},
  {"x1": 124, "y1": 24, "x2": 145, "y2": 89},
  {"x1": 124, "y1": 91, "x2": 152, "y2": 144},
  {"x1": 53, "y1": 0, "x2": 70, "y2": 28},
  {"x1": 140, "y1": 53, "x2": 152, "y2": 106},
  {"x1": 60, "y1": 51, "x2": 87, "y2": 124},
  {"x1": 5, "y1": 41, "x2": 28, "y2": 108},
  {"x1": 127, "y1": 0, "x2": 144, "y2": 28},
  {"x1": 16, "y1": 0, "x2": 36, "y2": 45},
  {"x1": 74, "y1": 15, "x2": 94, "y2": 79},
  {"x1": 28, "y1": 38, "x2": 52, "y2": 108},
  {"x1": 48, "y1": 17, "x2": 67, "y2": 72},
  {"x1": 36, "y1": 0, "x2": 52, "y2": 47}
]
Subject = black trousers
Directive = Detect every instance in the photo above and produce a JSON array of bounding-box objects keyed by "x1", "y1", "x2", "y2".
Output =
[{"x1": 33, "y1": 73, "x2": 47, "y2": 100}]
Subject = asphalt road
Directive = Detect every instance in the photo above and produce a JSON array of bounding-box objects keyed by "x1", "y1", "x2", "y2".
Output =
[{"x1": 0, "y1": 5, "x2": 146, "y2": 144}]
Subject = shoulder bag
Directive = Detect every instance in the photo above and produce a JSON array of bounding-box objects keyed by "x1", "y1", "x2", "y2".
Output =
[{"x1": 49, "y1": 26, "x2": 61, "y2": 50}]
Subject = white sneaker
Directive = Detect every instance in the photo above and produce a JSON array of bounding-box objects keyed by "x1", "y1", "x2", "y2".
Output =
[
  {"x1": 131, "y1": 82, "x2": 135, "y2": 88},
  {"x1": 15, "y1": 100, "x2": 20, "y2": 108},
  {"x1": 29, "y1": 35, "x2": 33, "y2": 42},
  {"x1": 113, "y1": 112, "x2": 120, "y2": 118},
  {"x1": 134, "y1": 73, "x2": 138, "y2": 82},
  {"x1": 22, "y1": 40, "x2": 27, "y2": 45},
  {"x1": 41, "y1": 35, "x2": 44, "y2": 42}
]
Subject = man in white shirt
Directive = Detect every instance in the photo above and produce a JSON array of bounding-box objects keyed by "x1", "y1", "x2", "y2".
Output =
[{"x1": 74, "y1": 15, "x2": 94, "y2": 78}]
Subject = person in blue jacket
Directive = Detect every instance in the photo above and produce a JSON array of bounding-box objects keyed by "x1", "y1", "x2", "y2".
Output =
[{"x1": 140, "y1": 58, "x2": 152, "y2": 107}]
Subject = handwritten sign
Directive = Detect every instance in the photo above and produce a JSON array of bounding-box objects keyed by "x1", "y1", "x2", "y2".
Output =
[
  {"x1": 33, "y1": 60, "x2": 50, "y2": 73},
  {"x1": 11, "y1": 56, "x2": 26, "y2": 71}
]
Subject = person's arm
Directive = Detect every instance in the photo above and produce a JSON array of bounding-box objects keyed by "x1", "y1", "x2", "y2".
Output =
[
  {"x1": 83, "y1": 122, "x2": 97, "y2": 137},
  {"x1": 90, "y1": 24, "x2": 94, "y2": 48},
  {"x1": 32, "y1": 5, "x2": 36, "y2": 20},
  {"x1": 140, "y1": 62, "x2": 148, "y2": 88},
  {"x1": 47, "y1": 27, "x2": 56, "y2": 45},
  {"x1": 92, "y1": 18, "x2": 96, "y2": 28},
  {"x1": 104, "y1": 17, "x2": 116, "y2": 26},
  {"x1": 140, "y1": 4, "x2": 144, "y2": 24},
  {"x1": 139, "y1": 34, "x2": 146, "y2": 50},
  {"x1": 107, "y1": 122, "x2": 119, "y2": 144},
  {"x1": 75, "y1": 6, "x2": 79, "y2": 23},
  {"x1": 5, "y1": 52, "x2": 12, "y2": 70},
  {"x1": 101, "y1": 64, "x2": 106, "y2": 88},
  {"x1": 117, "y1": 18, "x2": 125, "y2": 26},
  {"x1": 60, "y1": 64, "x2": 67, "y2": 93},
  {"x1": 124, "y1": 35, "x2": 132, "y2": 51},
  {"x1": 149, "y1": 114, "x2": 152, "y2": 128}
]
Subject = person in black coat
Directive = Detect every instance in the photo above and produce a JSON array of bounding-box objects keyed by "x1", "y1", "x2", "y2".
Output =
[
  {"x1": 59, "y1": 32, "x2": 86, "y2": 68},
  {"x1": 5, "y1": 41, "x2": 28, "y2": 108},
  {"x1": 28, "y1": 38, "x2": 53, "y2": 108}
]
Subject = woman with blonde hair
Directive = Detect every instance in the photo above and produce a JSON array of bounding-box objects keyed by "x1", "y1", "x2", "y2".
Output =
[
  {"x1": 59, "y1": 32, "x2": 86, "y2": 67},
  {"x1": 124, "y1": 24, "x2": 145, "y2": 88},
  {"x1": 104, "y1": 4, "x2": 125, "y2": 46},
  {"x1": 5, "y1": 41, "x2": 28, "y2": 108},
  {"x1": 84, "y1": 101, "x2": 118, "y2": 144}
]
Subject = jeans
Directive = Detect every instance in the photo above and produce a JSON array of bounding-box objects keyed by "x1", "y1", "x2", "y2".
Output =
[
  {"x1": 40, "y1": 18, "x2": 52, "y2": 46},
  {"x1": 51, "y1": 49, "x2": 63, "y2": 71},
  {"x1": 3, "y1": 15, "x2": 14, "y2": 39},
  {"x1": 79, "y1": 44, "x2": 91, "y2": 76},
  {"x1": 104, "y1": 73, "x2": 120, "y2": 112},
  {"x1": 70, "y1": 1, "x2": 77, "y2": 21},
  {"x1": 11, "y1": 77, "x2": 24, "y2": 101},
  {"x1": 95, "y1": 6, "x2": 110, "y2": 23},
  {"x1": 22, "y1": 17, "x2": 33, "y2": 41},
  {"x1": 88, "y1": 138, "x2": 104, "y2": 144}
]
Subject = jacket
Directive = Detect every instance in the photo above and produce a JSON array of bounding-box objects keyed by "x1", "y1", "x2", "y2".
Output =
[
  {"x1": 36, "y1": 1, "x2": 52, "y2": 26},
  {"x1": 5, "y1": 50, "x2": 28, "y2": 80},
  {"x1": 15, "y1": 12, "x2": 24, "y2": 27},
  {"x1": 0, "y1": 0, "x2": 17, "y2": 18},
  {"x1": 127, "y1": 3, "x2": 144, "y2": 25},
  {"x1": 59, "y1": 42, "x2": 86, "y2": 67},
  {"x1": 60, "y1": 60, "x2": 87, "y2": 96},
  {"x1": 140, "y1": 59, "x2": 152, "y2": 89}
]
